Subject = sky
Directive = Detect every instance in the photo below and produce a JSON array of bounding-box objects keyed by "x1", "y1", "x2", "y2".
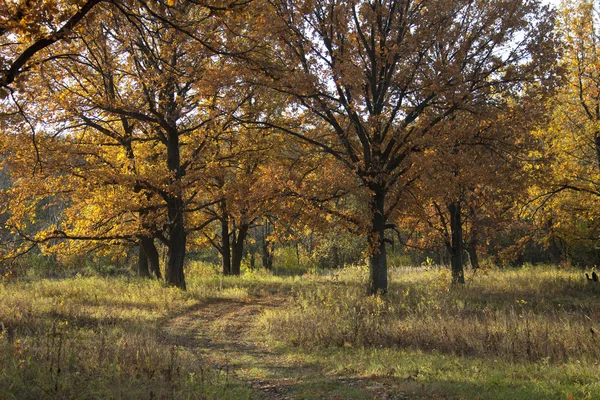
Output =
[{"x1": 542, "y1": 0, "x2": 561, "y2": 8}]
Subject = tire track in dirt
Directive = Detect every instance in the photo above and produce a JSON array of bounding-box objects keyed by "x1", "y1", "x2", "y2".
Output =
[
  {"x1": 162, "y1": 295, "x2": 402, "y2": 399},
  {"x1": 163, "y1": 296, "x2": 295, "y2": 399}
]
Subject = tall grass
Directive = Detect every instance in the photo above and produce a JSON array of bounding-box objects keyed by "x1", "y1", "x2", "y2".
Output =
[
  {"x1": 0, "y1": 274, "x2": 254, "y2": 399},
  {"x1": 3, "y1": 262, "x2": 599, "y2": 399},
  {"x1": 257, "y1": 265, "x2": 600, "y2": 363},
  {"x1": 0, "y1": 260, "x2": 319, "y2": 399}
]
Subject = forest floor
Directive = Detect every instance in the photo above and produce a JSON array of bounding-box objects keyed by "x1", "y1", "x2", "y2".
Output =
[
  {"x1": 162, "y1": 294, "x2": 398, "y2": 400},
  {"x1": 1, "y1": 264, "x2": 600, "y2": 399}
]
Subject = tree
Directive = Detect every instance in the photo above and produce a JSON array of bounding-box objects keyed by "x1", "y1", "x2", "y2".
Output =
[
  {"x1": 0, "y1": 2, "x2": 252, "y2": 288},
  {"x1": 195, "y1": 88, "x2": 286, "y2": 276},
  {"x1": 530, "y1": 0, "x2": 600, "y2": 264},
  {"x1": 249, "y1": 0, "x2": 557, "y2": 293},
  {"x1": 0, "y1": 0, "x2": 106, "y2": 90},
  {"x1": 403, "y1": 97, "x2": 551, "y2": 282}
]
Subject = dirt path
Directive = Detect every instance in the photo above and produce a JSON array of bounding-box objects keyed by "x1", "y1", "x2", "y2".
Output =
[{"x1": 162, "y1": 295, "x2": 395, "y2": 400}]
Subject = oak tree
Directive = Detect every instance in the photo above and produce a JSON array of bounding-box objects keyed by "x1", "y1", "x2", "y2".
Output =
[{"x1": 250, "y1": 0, "x2": 557, "y2": 293}]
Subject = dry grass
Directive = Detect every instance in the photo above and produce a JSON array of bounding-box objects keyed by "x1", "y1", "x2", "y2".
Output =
[
  {"x1": 3, "y1": 263, "x2": 600, "y2": 399},
  {"x1": 0, "y1": 274, "x2": 255, "y2": 399},
  {"x1": 253, "y1": 265, "x2": 600, "y2": 398},
  {"x1": 258, "y1": 265, "x2": 600, "y2": 363}
]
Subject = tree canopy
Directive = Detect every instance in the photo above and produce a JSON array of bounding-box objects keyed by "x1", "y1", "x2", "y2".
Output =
[{"x1": 4, "y1": 0, "x2": 600, "y2": 293}]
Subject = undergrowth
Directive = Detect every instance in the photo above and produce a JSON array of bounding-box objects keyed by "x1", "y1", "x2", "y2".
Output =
[
  {"x1": 3, "y1": 262, "x2": 600, "y2": 399},
  {"x1": 258, "y1": 265, "x2": 600, "y2": 363},
  {"x1": 0, "y1": 274, "x2": 254, "y2": 399}
]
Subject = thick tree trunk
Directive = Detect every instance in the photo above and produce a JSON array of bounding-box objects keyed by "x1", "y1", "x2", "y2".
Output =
[
  {"x1": 164, "y1": 128, "x2": 186, "y2": 289},
  {"x1": 137, "y1": 243, "x2": 150, "y2": 278},
  {"x1": 165, "y1": 201, "x2": 186, "y2": 289},
  {"x1": 367, "y1": 187, "x2": 387, "y2": 295},
  {"x1": 221, "y1": 201, "x2": 231, "y2": 276},
  {"x1": 448, "y1": 201, "x2": 465, "y2": 284},
  {"x1": 231, "y1": 223, "x2": 249, "y2": 276},
  {"x1": 141, "y1": 237, "x2": 161, "y2": 279}
]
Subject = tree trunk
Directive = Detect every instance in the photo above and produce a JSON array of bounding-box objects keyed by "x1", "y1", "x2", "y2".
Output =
[
  {"x1": 332, "y1": 245, "x2": 339, "y2": 269},
  {"x1": 467, "y1": 240, "x2": 480, "y2": 270},
  {"x1": 249, "y1": 250, "x2": 256, "y2": 269},
  {"x1": 231, "y1": 223, "x2": 249, "y2": 276},
  {"x1": 221, "y1": 201, "x2": 231, "y2": 276},
  {"x1": 448, "y1": 201, "x2": 465, "y2": 284},
  {"x1": 141, "y1": 237, "x2": 161, "y2": 279},
  {"x1": 262, "y1": 219, "x2": 273, "y2": 270},
  {"x1": 466, "y1": 206, "x2": 480, "y2": 271},
  {"x1": 262, "y1": 241, "x2": 273, "y2": 270},
  {"x1": 367, "y1": 187, "x2": 388, "y2": 295},
  {"x1": 295, "y1": 242, "x2": 300, "y2": 265},
  {"x1": 164, "y1": 128, "x2": 186, "y2": 290},
  {"x1": 165, "y1": 201, "x2": 186, "y2": 289},
  {"x1": 137, "y1": 243, "x2": 150, "y2": 278},
  {"x1": 438, "y1": 248, "x2": 447, "y2": 266}
]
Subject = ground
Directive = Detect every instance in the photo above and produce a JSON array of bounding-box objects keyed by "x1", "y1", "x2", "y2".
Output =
[
  {"x1": 163, "y1": 294, "x2": 391, "y2": 399},
  {"x1": 1, "y1": 265, "x2": 599, "y2": 399}
]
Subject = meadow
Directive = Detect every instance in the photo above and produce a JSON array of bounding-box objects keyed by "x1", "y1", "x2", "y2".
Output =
[{"x1": 1, "y1": 263, "x2": 599, "y2": 399}]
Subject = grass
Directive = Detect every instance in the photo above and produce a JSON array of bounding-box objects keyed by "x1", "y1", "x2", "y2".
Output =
[
  {"x1": 258, "y1": 266, "x2": 600, "y2": 361},
  {"x1": 255, "y1": 265, "x2": 600, "y2": 399},
  {"x1": 0, "y1": 274, "x2": 255, "y2": 399},
  {"x1": 302, "y1": 346, "x2": 600, "y2": 399},
  {"x1": 1, "y1": 262, "x2": 599, "y2": 399}
]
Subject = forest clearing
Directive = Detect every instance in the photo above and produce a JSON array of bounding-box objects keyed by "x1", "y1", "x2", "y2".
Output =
[
  {"x1": 2, "y1": 0, "x2": 600, "y2": 398},
  {"x1": 2, "y1": 264, "x2": 600, "y2": 399}
]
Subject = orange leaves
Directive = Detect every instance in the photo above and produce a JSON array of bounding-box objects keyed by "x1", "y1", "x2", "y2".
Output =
[{"x1": 0, "y1": 0, "x2": 565, "y2": 269}]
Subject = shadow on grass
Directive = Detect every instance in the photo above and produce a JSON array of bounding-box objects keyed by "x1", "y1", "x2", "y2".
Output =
[
  {"x1": 387, "y1": 375, "x2": 584, "y2": 400},
  {"x1": 157, "y1": 294, "x2": 380, "y2": 399}
]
